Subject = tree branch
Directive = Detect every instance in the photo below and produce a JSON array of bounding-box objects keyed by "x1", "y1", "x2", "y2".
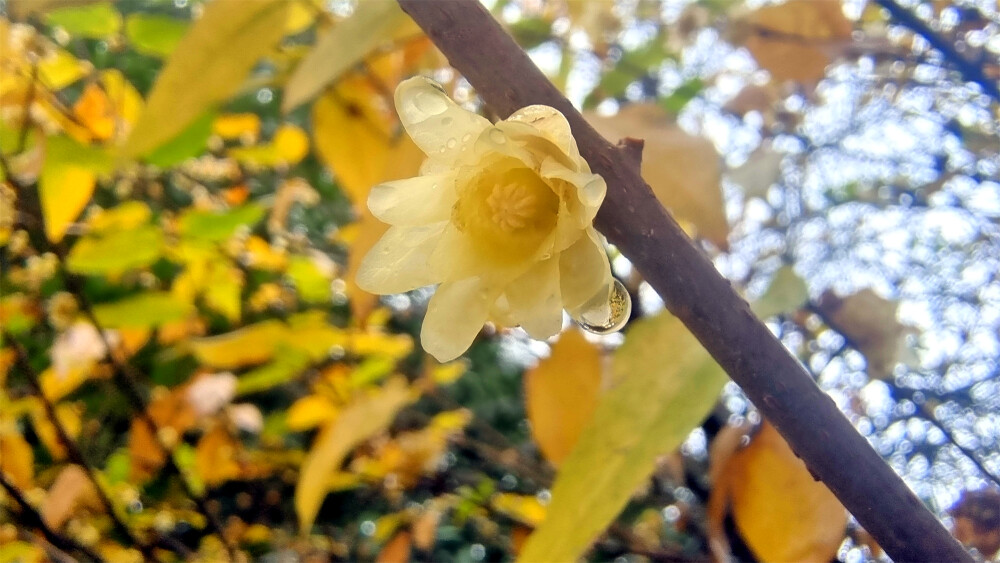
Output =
[
  {"x1": 874, "y1": 0, "x2": 1000, "y2": 103},
  {"x1": 396, "y1": 1, "x2": 971, "y2": 561}
]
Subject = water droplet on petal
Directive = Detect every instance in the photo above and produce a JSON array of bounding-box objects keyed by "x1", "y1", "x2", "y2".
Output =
[
  {"x1": 461, "y1": 133, "x2": 472, "y2": 142},
  {"x1": 442, "y1": 116, "x2": 454, "y2": 126},
  {"x1": 571, "y1": 279, "x2": 631, "y2": 335},
  {"x1": 446, "y1": 138, "x2": 457, "y2": 149},
  {"x1": 488, "y1": 128, "x2": 506, "y2": 144},
  {"x1": 414, "y1": 90, "x2": 448, "y2": 115}
]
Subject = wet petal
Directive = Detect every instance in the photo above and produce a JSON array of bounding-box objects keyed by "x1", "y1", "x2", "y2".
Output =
[
  {"x1": 508, "y1": 105, "x2": 582, "y2": 163},
  {"x1": 540, "y1": 156, "x2": 606, "y2": 221},
  {"x1": 421, "y1": 277, "x2": 500, "y2": 361},
  {"x1": 395, "y1": 76, "x2": 490, "y2": 165},
  {"x1": 356, "y1": 223, "x2": 447, "y2": 294},
  {"x1": 368, "y1": 172, "x2": 457, "y2": 226},
  {"x1": 428, "y1": 223, "x2": 537, "y2": 285},
  {"x1": 505, "y1": 257, "x2": 563, "y2": 340},
  {"x1": 559, "y1": 228, "x2": 612, "y2": 312}
]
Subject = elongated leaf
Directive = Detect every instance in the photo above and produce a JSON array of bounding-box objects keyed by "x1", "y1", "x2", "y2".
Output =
[
  {"x1": 93, "y1": 292, "x2": 194, "y2": 328},
  {"x1": 518, "y1": 312, "x2": 728, "y2": 562},
  {"x1": 45, "y1": 1, "x2": 121, "y2": 38},
  {"x1": 296, "y1": 377, "x2": 411, "y2": 532},
  {"x1": 525, "y1": 329, "x2": 603, "y2": 466},
  {"x1": 125, "y1": 13, "x2": 188, "y2": 58},
  {"x1": 125, "y1": 0, "x2": 290, "y2": 158},
  {"x1": 281, "y1": 1, "x2": 408, "y2": 113},
  {"x1": 66, "y1": 225, "x2": 164, "y2": 275},
  {"x1": 40, "y1": 136, "x2": 112, "y2": 242}
]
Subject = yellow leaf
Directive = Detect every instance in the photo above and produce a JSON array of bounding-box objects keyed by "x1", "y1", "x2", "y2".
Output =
[
  {"x1": 739, "y1": 0, "x2": 853, "y2": 84},
  {"x1": 86, "y1": 201, "x2": 151, "y2": 232},
  {"x1": 286, "y1": 394, "x2": 339, "y2": 431},
  {"x1": 66, "y1": 225, "x2": 164, "y2": 275},
  {"x1": 282, "y1": 1, "x2": 409, "y2": 112},
  {"x1": 39, "y1": 365, "x2": 94, "y2": 403},
  {"x1": 72, "y1": 82, "x2": 116, "y2": 141},
  {"x1": 0, "y1": 432, "x2": 34, "y2": 490},
  {"x1": 295, "y1": 377, "x2": 411, "y2": 532},
  {"x1": 524, "y1": 329, "x2": 603, "y2": 466},
  {"x1": 92, "y1": 292, "x2": 194, "y2": 329},
  {"x1": 346, "y1": 211, "x2": 389, "y2": 324},
  {"x1": 189, "y1": 320, "x2": 289, "y2": 369},
  {"x1": 518, "y1": 312, "x2": 728, "y2": 562},
  {"x1": 125, "y1": 0, "x2": 290, "y2": 158},
  {"x1": 30, "y1": 401, "x2": 82, "y2": 461},
  {"x1": 212, "y1": 113, "x2": 261, "y2": 141},
  {"x1": 243, "y1": 235, "x2": 289, "y2": 271},
  {"x1": 228, "y1": 124, "x2": 309, "y2": 167},
  {"x1": 491, "y1": 493, "x2": 548, "y2": 527},
  {"x1": 37, "y1": 48, "x2": 88, "y2": 90},
  {"x1": 39, "y1": 135, "x2": 112, "y2": 242},
  {"x1": 586, "y1": 104, "x2": 728, "y2": 249},
  {"x1": 817, "y1": 289, "x2": 919, "y2": 380},
  {"x1": 707, "y1": 422, "x2": 848, "y2": 563},
  {"x1": 195, "y1": 425, "x2": 243, "y2": 487}
]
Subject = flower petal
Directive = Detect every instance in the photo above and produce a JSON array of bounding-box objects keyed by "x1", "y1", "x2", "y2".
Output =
[
  {"x1": 505, "y1": 257, "x2": 563, "y2": 340},
  {"x1": 356, "y1": 223, "x2": 447, "y2": 294},
  {"x1": 540, "y1": 156, "x2": 606, "y2": 222},
  {"x1": 427, "y1": 223, "x2": 538, "y2": 285},
  {"x1": 421, "y1": 277, "x2": 500, "y2": 361},
  {"x1": 559, "y1": 227, "x2": 612, "y2": 312},
  {"x1": 368, "y1": 172, "x2": 457, "y2": 226},
  {"x1": 507, "y1": 105, "x2": 582, "y2": 163},
  {"x1": 395, "y1": 76, "x2": 490, "y2": 166}
]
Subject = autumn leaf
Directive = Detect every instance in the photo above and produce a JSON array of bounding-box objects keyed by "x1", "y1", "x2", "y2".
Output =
[
  {"x1": 0, "y1": 432, "x2": 34, "y2": 490},
  {"x1": 39, "y1": 135, "x2": 112, "y2": 242},
  {"x1": 751, "y1": 265, "x2": 809, "y2": 319},
  {"x1": 587, "y1": 104, "x2": 728, "y2": 249},
  {"x1": 40, "y1": 464, "x2": 102, "y2": 529},
  {"x1": 296, "y1": 377, "x2": 412, "y2": 532},
  {"x1": 282, "y1": 0, "x2": 410, "y2": 112},
  {"x1": 524, "y1": 329, "x2": 603, "y2": 466},
  {"x1": 195, "y1": 425, "x2": 243, "y2": 487},
  {"x1": 708, "y1": 421, "x2": 848, "y2": 563},
  {"x1": 817, "y1": 288, "x2": 919, "y2": 380},
  {"x1": 125, "y1": 0, "x2": 290, "y2": 158},
  {"x1": 519, "y1": 311, "x2": 728, "y2": 562},
  {"x1": 737, "y1": 0, "x2": 853, "y2": 84}
]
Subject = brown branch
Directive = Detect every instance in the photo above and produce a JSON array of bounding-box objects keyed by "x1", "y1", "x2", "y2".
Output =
[
  {"x1": 396, "y1": 1, "x2": 971, "y2": 561},
  {"x1": 0, "y1": 470, "x2": 104, "y2": 562}
]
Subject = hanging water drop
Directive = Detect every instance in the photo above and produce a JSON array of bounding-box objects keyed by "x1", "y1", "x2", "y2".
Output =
[
  {"x1": 413, "y1": 90, "x2": 448, "y2": 115},
  {"x1": 570, "y1": 279, "x2": 631, "y2": 335}
]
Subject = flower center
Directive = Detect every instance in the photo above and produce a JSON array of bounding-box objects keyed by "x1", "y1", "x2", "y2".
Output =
[{"x1": 486, "y1": 182, "x2": 540, "y2": 232}]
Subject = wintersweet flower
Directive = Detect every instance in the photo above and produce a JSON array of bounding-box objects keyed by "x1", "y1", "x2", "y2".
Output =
[{"x1": 357, "y1": 77, "x2": 616, "y2": 361}]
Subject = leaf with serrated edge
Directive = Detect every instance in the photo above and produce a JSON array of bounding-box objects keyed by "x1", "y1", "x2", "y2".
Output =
[{"x1": 519, "y1": 312, "x2": 728, "y2": 562}]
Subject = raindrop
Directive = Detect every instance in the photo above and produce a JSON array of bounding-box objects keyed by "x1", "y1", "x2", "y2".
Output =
[
  {"x1": 360, "y1": 520, "x2": 376, "y2": 536},
  {"x1": 446, "y1": 138, "x2": 457, "y2": 149},
  {"x1": 414, "y1": 90, "x2": 448, "y2": 115},
  {"x1": 488, "y1": 128, "x2": 506, "y2": 144},
  {"x1": 570, "y1": 279, "x2": 631, "y2": 335},
  {"x1": 461, "y1": 133, "x2": 472, "y2": 143}
]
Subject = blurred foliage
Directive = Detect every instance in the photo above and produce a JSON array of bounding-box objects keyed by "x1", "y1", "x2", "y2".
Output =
[{"x1": 1, "y1": 0, "x2": 999, "y2": 562}]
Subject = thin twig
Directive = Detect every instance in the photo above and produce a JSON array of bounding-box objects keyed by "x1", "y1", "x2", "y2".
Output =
[
  {"x1": 0, "y1": 470, "x2": 105, "y2": 562},
  {"x1": 395, "y1": 2, "x2": 971, "y2": 561},
  {"x1": 4, "y1": 333, "x2": 163, "y2": 561}
]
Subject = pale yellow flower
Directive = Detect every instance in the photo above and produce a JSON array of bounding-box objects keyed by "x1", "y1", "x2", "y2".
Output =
[{"x1": 357, "y1": 77, "x2": 613, "y2": 361}]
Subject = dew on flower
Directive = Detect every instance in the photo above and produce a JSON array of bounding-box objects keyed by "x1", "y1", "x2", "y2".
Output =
[{"x1": 571, "y1": 279, "x2": 632, "y2": 335}]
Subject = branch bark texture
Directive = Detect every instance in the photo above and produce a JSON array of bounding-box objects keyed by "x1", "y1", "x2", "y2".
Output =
[{"x1": 396, "y1": 1, "x2": 972, "y2": 561}]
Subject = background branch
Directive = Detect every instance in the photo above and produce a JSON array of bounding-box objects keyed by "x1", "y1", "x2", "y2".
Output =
[
  {"x1": 396, "y1": 1, "x2": 971, "y2": 561},
  {"x1": 874, "y1": 0, "x2": 1000, "y2": 103}
]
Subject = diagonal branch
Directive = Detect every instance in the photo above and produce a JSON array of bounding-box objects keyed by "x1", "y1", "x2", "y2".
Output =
[
  {"x1": 395, "y1": 1, "x2": 971, "y2": 561},
  {"x1": 874, "y1": 0, "x2": 1000, "y2": 103}
]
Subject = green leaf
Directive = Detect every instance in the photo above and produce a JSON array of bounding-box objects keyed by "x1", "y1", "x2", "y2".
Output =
[
  {"x1": 125, "y1": 13, "x2": 188, "y2": 58},
  {"x1": 125, "y1": 0, "x2": 290, "y2": 158},
  {"x1": 40, "y1": 135, "x2": 113, "y2": 242},
  {"x1": 45, "y1": 1, "x2": 121, "y2": 38},
  {"x1": 236, "y1": 346, "x2": 312, "y2": 396},
  {"x1": 519, "y1": 312, "x2": 728, "y2": 562},
  {"x1": 66, "y1": 225, "x2": 164, "y2": 275},
  {"x1": 295, "y1": 377, "x2": 411, "y2": 532},
  {"x1": 92, "y1": 292, "x2": 194, "y2": 328},
  {"x1": 145, "y1": 111, "x2": 215, "y2": 168},
  {"x1": 281, "y1": 0, "x2": 408, "y2": 113},
  {"x1": 510, "y1": 17, "x2": 553, "y2": 49},
  {"x1": 659, "y1": 78, "x2": 704, "y2": 114},
  {"x1": 751, "y1": 265, "x2": 809, "y2": 319},
  {"x1": 178, "y1": 204, "x2": 266, "y2": 242},
  {"x1": 286, "y1": 256, "x2": 332, "y2": 303}
]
